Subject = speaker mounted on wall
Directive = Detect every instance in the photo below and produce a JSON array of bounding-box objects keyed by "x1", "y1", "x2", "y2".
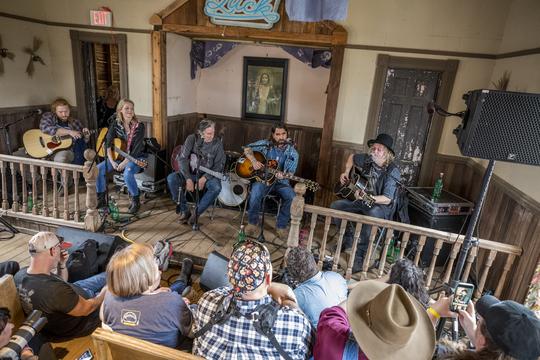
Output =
[{"x1": 453, "y1": 89, "x2": 540, "y2": 166}]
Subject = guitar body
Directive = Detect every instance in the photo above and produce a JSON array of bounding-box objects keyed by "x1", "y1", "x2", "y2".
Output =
[
  {"x1": 334, "y1": 169, "x2": 375, "y2": 207},
  {"x1": 23, "y1": 129, "x2": 73, "y2": 158},
  {"x1": 96, "y1": 128, "x2": 123, "y2": 159},
  {"x1": 96, "y1": 128, "x2": 147, "y2": 168},
  {"x1": 235, "y1": 151, "x2": 278, "y2": 184}
]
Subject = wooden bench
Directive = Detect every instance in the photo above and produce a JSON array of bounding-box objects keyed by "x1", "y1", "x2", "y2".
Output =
[{"x1": 91, "y1": 328, "x2": 203, "y2": 360}]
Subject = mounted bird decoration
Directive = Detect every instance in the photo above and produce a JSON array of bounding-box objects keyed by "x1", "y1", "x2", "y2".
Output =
[
  {"x1": 0, "y1": 34, "x2": 15, "y2": 76},
  {"x1": 23, "y1": 37, "x2": 46, "y2": 77}
]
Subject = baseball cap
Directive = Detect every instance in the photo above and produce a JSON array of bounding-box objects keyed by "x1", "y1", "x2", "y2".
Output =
[
  {"x1": 476, "y1": 295, "x2": 540, "y2": 360},
  {"x1": 227, "y1": 241, "x2": 271, "y2": 295},
  {"x1": 28, "y1": 232, "x2": 72, "y2": 254}
]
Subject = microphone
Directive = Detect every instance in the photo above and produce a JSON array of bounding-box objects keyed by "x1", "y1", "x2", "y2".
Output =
[
  {"x1": 427, "y1": 101, "x2": 436, "y2": 115},
  {"x1": 218, "y1": 126, "x2": 226, "y2": 141}
]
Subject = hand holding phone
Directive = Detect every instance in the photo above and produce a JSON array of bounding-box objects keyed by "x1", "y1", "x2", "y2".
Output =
[
  {"x1": 78, "y1": 349, "x2": 93, "y2": 360},
  {"x1": 450, "y1": 282, "x2": 475, "y2": 312}
]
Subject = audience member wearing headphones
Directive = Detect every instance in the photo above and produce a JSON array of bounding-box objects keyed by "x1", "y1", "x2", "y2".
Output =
[{"x1": 167, "y1": 119, "x2": 225, "y2": 224}]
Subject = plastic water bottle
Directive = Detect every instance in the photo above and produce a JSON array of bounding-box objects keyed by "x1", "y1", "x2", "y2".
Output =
[
  {"x1": 27, "y1": 192, "x2": 33, "y2": 212},
  {"x1": 431, "y1": 173, "x2": 444, "y2": 201},
  {"x1": 109, "y1": 195, "x2": 120, "y2": 222}
]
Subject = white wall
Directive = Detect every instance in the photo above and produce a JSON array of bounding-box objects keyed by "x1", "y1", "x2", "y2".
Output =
[
  {"x1": 167, "y1": 33, "x2": 197, "y2": 115},
  {"x1": 0, "y1": 0, "x2": 171, "y2": 114},
  {"x1": 195, "y1": 44, "x2": 329, "y2": 127},
  {"x1": 0, "y1": 17, "x2": 56, "y2": 106}
]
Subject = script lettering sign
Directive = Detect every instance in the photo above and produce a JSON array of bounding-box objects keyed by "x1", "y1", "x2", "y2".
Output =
[{"x1": 204, "y1": 0, "x2": 281, "y2": 29}]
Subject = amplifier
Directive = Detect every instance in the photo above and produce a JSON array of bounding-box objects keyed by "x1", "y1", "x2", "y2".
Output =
[
  {"x1": 407, "y1": 187, "x2": 473, "y2": 216},
  {"x1": 407, "y1": 188, "x2": 473, "y2": 267}
]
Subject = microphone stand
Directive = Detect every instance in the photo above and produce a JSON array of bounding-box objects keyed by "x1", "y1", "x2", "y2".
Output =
[
  {"x1": 177, "y1": 139, "x2": 219, "y2": 245},
  {"x1": 91, "y1": 124, "x2": 114, "y2": 230},
  {"x1": 255, "y1": 141, "x2": 287, "y2": 249}
]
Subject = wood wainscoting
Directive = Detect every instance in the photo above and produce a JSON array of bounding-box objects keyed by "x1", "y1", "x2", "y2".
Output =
[
  {"x1": 165, "y1": 114, "x2": 323, "y2": 200},
  {"x1": 0, "y1": 105, "x2": 48, "y2": 154},
  {"x1": 431, "y1": 154, "x2": 540, "y2": 302}
]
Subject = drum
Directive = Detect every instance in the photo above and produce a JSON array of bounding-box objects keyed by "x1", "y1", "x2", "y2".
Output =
[
  {"x1": 218, "y1": 172, "x2": 249, "y2": 207},
  {"x1": 224, "y1": 150, "x2": 242, "y2": 172}
]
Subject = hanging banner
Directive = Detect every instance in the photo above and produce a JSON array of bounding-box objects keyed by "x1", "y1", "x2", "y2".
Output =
[{"x1": 204, "y1": 0, "x2": 281, "y2": 29}]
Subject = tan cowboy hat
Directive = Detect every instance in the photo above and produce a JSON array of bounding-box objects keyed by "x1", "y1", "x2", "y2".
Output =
[{"x1": 347, "y1": 281, "x2": 435, "y2": 360}]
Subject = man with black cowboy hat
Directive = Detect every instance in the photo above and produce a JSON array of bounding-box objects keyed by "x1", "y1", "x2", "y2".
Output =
[{"x1": 331, "y1": 133, "x2": 401, "y2": 272}]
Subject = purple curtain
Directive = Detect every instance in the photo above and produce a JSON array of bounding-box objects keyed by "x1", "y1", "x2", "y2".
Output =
[
  {"x1": 281, "y1": 46, "x2": 332, "y2": 68},
  {"x1": 190, "y1": 40, "x2": 237, "y2": 79},
  {"x1": 285, "y1": 0, "x2": 349, "y2": 22}
]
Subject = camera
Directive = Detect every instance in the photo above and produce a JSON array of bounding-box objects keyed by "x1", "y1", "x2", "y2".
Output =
[{"x1": 0, "y1": 310, "x2": 47, "y2": 360}]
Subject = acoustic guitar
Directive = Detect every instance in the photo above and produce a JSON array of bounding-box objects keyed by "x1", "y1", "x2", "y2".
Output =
[
  {"x1": 23, "y1": 128, "x2": 98, "y2": 159},
  {"x1": 333, "y1": 167, "x2": 376, "y2": 207},
  {"x1": 96, "y1": 128, "x2": 148, "y2": 168},
  {"x1": 170, "y1": 144, "x2": 228, "y2": 181},
  {"x1": 235, "y1": 151, "x2": 320, "y2": 192}
]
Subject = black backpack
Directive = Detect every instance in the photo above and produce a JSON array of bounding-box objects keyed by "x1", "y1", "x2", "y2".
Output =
[{"x1": 67, "y1": 239, "x2": 99, "y2": 282}]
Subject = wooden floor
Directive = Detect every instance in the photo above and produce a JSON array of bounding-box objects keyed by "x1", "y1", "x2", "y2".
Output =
[
  {"x1": 1, "y1": 190, "x2": 292, "y2": 359},
  {"x1": 0, "y1": 190, "x2": 289, "y2": 268}
]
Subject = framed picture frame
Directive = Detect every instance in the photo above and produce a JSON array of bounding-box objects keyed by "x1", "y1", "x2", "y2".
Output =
[{"x1": 242, "y1": 57, "x2": 288, "y2": 122}]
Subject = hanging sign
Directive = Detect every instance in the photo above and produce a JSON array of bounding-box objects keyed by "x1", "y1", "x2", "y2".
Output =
[
  {"x1": 204, "y1": 0, "x2": 281, "y2": 29},
  {"x1": 90, "y1": 7, "x2": 112, "y2": 27}
]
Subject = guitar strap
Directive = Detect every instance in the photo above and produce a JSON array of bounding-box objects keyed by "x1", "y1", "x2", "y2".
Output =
[{"x1": 127, "y1": 121, "x2": 140, "y2": 153}]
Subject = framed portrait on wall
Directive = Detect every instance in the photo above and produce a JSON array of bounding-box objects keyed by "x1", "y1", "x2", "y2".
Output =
[{"x1": 242, "y1": 57, "x2": 288, "y2": 122}]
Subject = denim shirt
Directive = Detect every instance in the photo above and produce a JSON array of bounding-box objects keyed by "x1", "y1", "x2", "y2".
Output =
[
  {"x1": 293, "y1": 271, "x2": 348, "y2": 327},
  {"x1": 247, "y1": 139, "x2": 299, "y2": 185}
]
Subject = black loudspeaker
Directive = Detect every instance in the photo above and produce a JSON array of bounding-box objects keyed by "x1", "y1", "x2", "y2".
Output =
[
  {"x1": 137, "y1": 150, "x2": 167, "y2": 182},
  {"x1": 56, "y1": 227, "x2": 129, "y2": 273},
  {"x1": 454, "y1": 89, "x2": 540, "y2": 165},
  {"x1": 199, "y1": 251, "x2": 231, "y2": 291}
]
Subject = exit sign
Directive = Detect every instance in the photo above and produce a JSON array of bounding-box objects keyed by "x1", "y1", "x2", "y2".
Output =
[{"x1": 90, "y1": 8, "x2": 112, "y2": 27}]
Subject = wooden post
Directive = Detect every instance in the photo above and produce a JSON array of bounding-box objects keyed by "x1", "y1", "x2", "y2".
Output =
[
  {"x1": 74, "y1": 171, "x2": 80, "y2": 222},
  {"x1": 20, "y1": 163, "x2": 27, "y2": 214},
  {"x1": 1, "y1": 161, "x2": 8, "y2": 210},
  {"x1": 315, "y1": 45, "x2": 344, "y2": 206},
  {"x1": 40, "y1": 166, "x2": 48, "y2": 217},
  {"x1": 10, "y1": 163, "x2": 18, "y2": 212},
  {"x1": 287, "y1": 183, "x2": 306, "y2": 249},
  {"x1": 151, "y1": 31, "x2": 167, "y2": 147},
  {"x1": 83, "y1": 150, "x2": 100, "y2": 232}
]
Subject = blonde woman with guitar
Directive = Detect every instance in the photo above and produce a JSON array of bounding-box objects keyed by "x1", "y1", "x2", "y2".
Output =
[{"x1": 96, "y1": 99, "x2": 147, "y2": 214}]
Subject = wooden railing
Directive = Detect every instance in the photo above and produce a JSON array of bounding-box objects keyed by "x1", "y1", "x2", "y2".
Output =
[
  {"x1": 287, "y1": 184, "x2": 522, "y2": 299},
  {"x1": 0, "y1": 150, "x2": 101, "y2": 231}
]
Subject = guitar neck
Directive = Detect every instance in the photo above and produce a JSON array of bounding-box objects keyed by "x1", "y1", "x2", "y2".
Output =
[
  {"x1": 266, "y1": 167, "x2": 317, "y2": 187},
  {"x1": 199, "y1": 165, "x2": 227, "y2": 181},
  {"x1": 113, "y1": 146, "x2": 139, "y2": 164},
  {"x1": 57, "y1": 129, "x2": 97, "y2": 141}
]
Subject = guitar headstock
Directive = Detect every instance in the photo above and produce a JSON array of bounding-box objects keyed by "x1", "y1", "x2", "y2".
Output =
[
  {"x1": 304, "y1": 180, "x2": 320, "y2": 192},
  {"x1": 137, "y1": 159, "x2": 148, "y2": 168}
]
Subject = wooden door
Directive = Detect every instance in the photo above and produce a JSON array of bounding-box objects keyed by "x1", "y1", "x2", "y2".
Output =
[{"x1": 376, "y1": 68, "x2": 440, "y2": 186}]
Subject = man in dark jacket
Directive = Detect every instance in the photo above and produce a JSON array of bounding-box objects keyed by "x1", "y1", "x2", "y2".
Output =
[
  {"x1": 167, "y1": 119, "x2": 225, "y2": 224},
  {"x1": 331, "y1": 133, "x2": 401, "y2": 272}
]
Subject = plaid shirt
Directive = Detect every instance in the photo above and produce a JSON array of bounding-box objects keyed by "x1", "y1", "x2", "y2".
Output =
[
  {"x1": 193, "y1": 287, "x2": 313, "y2": 359},
  {"x1": 39, "y1": 112, "x2": 83, "y2": 135}
]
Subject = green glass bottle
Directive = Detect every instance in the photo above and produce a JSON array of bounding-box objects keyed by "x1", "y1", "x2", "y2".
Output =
[
  {"x1": 109, "y1": 195, "x2": 120, "y2": 222},
  {"x1": 27, "y1": 192, "x2": 33, "y2": 212},
  {"x1": 431, "y1": 173, "x2": 444, "y2": 201}
]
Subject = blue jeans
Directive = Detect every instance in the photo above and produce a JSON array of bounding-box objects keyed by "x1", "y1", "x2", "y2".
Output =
[
  {"x1": 330, "y1": 199, "x2": 388, "y2": 255},
  {"x1": 96, "y1": 159, "x2": 142, "y2": 196},
  {"x1": 73, "y1": 272, "x2": 107, "y2": 298},
  {"x1": 166, "y1": 172, "x2": 221, "y2": 215},
  {"x1": 248, "y1": 181, "x2": 294, "y2": 229},
  {"x1": 170, "y1": 280, "x2": 187, "y2": 295}
]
